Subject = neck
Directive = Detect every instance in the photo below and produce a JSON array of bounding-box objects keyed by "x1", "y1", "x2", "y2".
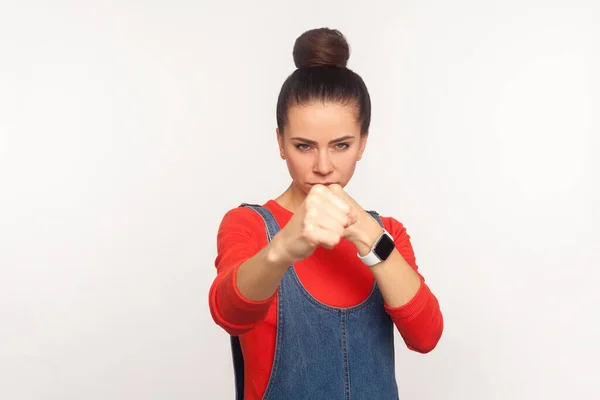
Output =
[{"x1": 275, "y1": 182, "x2": 307, "y2": 213}]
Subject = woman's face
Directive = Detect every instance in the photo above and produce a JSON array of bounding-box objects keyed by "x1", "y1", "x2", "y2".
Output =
[{"x1": 277, "y1": 101, "x2": 368, "y2": 195}]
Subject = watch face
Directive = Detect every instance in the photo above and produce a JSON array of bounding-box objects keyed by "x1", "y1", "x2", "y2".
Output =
[{"x1": 374, "y1": 233, "x2": 395, "y2": 261}]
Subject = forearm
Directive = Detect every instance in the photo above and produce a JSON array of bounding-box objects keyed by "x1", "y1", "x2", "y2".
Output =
[
  {"x1": 352, "y1": 219, "x2": 421, "y2": 307},
  {"x1": 385, "y1": 282, "x2": 444, "y2": 353},
  {"x1": 369, "y1": 249, "x2": 422, "y2": 307},
  {"x1": 209, "y1": 233, "x2": 292, "y2": 335},
  {"x1": 360, "y1": 244, "x2": 443, "y2": 352},
  {"x1": 354, "y1": 235, "x2": 422, "y2": 307},
  {"x1": 236, "y1": 233, "x2": 292, "y2": 302},
  {"x1": 352, "y1": 218, "x2": 443, "y2": 352}
]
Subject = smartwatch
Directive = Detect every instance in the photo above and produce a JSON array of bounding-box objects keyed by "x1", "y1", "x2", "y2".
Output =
[{"x1": 358, "y1": 229, "x2": 396, "y2": 267}]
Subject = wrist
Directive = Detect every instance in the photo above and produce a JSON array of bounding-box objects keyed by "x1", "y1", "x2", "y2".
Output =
[
  {"x1": 354, "y1": 221, "x2": 385, "y2": 256},
  {"x1": 266, "y1": 232, "x2": 294, "y2": 268}
]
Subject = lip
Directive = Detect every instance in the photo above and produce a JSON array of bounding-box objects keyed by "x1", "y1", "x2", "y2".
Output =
[{"x1": 309, "y1": 182, "x2": 337, "y2": 186}]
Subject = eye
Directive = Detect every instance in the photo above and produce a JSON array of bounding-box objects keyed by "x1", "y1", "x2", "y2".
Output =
[
  {"x1": 335, "y1": 143, "x2": 350, "y2": 150},
  {"x1": 295, "y1": 144, "x2": 311, "y2": 151}
]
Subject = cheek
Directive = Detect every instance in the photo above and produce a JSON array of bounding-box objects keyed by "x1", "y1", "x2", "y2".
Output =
[
  {"x1": 339, "y1": 149, "x2": 359, "y2": 167},
  {"x1": 284, "y1": 154, "x2": 308, "y2": 176},
  {"x1": 336, "y1": 152, "x2": 360, "y2": 177}
]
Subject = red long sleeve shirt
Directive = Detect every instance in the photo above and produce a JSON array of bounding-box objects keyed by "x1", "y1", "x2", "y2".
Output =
[{"x1": 209, "y1": 200, "x2": 443, "y2": 400}]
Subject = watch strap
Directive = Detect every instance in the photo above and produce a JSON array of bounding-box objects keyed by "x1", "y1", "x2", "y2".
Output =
[{"x1": 358, "y1": 229, "x2": 394, "y2": 267}]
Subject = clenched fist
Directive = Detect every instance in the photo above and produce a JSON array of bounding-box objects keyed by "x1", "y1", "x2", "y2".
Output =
[{"x1": 276, "y1": 184, "x2": 357, "y2": 264}]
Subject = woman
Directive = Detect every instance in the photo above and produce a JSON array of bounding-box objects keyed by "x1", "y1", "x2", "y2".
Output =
[{"x1": 209, "y1": 27, "x2": 443, "y2": 400}]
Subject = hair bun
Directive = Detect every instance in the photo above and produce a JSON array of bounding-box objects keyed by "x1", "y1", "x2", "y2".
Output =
[{"x1": 292, "y1": 28, "x2": 350, "y2": 68}]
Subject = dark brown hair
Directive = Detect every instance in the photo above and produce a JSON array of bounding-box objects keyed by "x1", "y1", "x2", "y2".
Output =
[{"x1": 276, "y1": 28, "x2": 371, "y2": 135}]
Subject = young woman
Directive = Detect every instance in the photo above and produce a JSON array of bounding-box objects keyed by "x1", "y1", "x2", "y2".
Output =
[{"x1": 209, "y1": 27, "x2": 444, "y2": 400}]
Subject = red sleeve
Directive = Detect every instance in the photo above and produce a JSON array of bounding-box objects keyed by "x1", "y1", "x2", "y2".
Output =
[
  {"x1": 382, "y1": 217, "x2": 444, "y2": 353},
  {"x1": 208, "y1": 207, "x2": 276, "y2": 336}
]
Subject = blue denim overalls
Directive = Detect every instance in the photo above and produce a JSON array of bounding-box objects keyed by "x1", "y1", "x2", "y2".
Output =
[{"x1": 230, "y1": 203, "x2": 399, "y2": 399}]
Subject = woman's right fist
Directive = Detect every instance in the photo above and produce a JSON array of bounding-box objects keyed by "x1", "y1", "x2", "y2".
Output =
[{"x1": 276, "y1": 184, "x2": 355, "y2": 264}]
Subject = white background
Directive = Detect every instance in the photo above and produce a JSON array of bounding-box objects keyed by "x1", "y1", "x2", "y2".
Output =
[{"x1": 1, "y1": 1, "x2": 599, "y2": 399}]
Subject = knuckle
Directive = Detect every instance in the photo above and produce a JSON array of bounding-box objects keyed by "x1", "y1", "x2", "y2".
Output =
[
  {"x1": 312, "y1": 184, "x2": 325, "y2": 193},
  {"x1": 328, "y1": 235, "x2": 341, "y2": 247},
  {"x1": 305, "y1": 206, "x2": 318, "y2": 221},
  {"x1": 301, "y1": 223, "x2": 313, "y2": 239},
  {"x1": 305, "y1": 193, "x2": 320, "y2": 209}
]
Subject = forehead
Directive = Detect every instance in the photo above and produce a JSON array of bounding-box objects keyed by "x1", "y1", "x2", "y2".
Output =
[{"x1": 286, "y1": 102, "x2": 361, "y2": 139}]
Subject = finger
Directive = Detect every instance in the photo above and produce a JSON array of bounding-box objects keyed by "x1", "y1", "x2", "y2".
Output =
[
  {"x1": 328, "y1": 184, "x2": 359, "y2": 211},
  {"x1": 309, "y1": 197, "x2": 349, "y2": 227},
  {"x1": 303, "y1": 222, "x2": 341, "y2": 249},
  {"x1": 321, "y1": 185, "x2": 351, "y2": 214},
  {"x1": 324, "y1": 189, "x2": 355, "y2": 227},
  {"x1": 315, "y1": 212, "x2": 346, "y2": 237},
  {"x1": 307, "y1": 186, "x2": 352, "y2": 227},
  {"x1": 327, "y1": 184, "x2": 349, "y2": 201},
  {"x1": 326, "y1": 185, "x2": 361, "y2": 225}
]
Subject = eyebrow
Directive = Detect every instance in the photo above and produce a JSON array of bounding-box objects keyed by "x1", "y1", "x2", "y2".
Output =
[{"x1": 290, "y1": 135, "x2": 355, "y2": 145}]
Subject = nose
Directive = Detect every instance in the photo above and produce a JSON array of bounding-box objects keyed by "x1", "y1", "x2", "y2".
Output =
[{"x1": 314, "y1": 149, "x2": 334, "y2": 176}]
